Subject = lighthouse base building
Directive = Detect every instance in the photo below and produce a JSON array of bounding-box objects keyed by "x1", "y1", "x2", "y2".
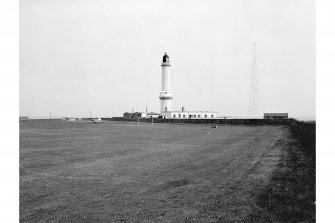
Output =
[
  {"x1": 161, "y1": 111, "x2": 218, "y2": 119},
  {"x1": 162, "y1": 111, "x2": 218, "y2": 119},
  {"x1": 160, "y1": 106, "x2": 217, "y2": 119}
]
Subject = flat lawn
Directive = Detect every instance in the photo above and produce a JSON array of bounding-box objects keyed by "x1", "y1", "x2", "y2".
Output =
[{"x1": 20, "y1": 121, "x2": 287, "y2": 222}]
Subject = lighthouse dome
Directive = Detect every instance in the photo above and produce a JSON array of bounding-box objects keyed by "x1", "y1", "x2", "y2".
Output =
[{"x1": 162, "y1": 53, "x2": 169, "y2": 62}]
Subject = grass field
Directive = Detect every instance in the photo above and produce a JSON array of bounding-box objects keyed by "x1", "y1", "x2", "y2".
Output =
[{"x1": 20, "y1": 120, "x2": 288, "y2": 222}]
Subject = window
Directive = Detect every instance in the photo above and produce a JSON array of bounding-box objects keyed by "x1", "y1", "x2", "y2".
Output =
[
  {"x1": 205, "y1": 114, "x2": 207, "y2": 118},
  {"x1": 178, "y1": 114, "x2": 181, "y2": 117},
  {"x1": 211, "y1": 115, "x2": 214, "y2": 118},
  {"x1": 173, "y1": 114, "x2": 176, "y2": 118},
  {"x1": 183, "y1": 115, "x2": 186, "y2": 118},
  {"x1": 198, "y1": 115, "x2": 201, "y2": 118}
]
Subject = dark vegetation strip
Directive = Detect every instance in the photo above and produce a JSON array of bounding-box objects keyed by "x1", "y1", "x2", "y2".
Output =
[
  {"x1": 108, "y1": 117, "x2": 294, "y2": 126},
  {"x1": 249, "y1": 120, "x2": 316, "y2": 222}
]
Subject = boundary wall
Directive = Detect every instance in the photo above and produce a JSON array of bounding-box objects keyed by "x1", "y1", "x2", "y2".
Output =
[{"x1": 106, "y1": 117, "x2": 298, "y2": 126}]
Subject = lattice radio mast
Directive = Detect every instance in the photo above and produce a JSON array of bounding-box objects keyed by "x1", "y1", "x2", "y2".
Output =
[{"x1": 249, "y1": 43, "x2": 259, "y2": 118}]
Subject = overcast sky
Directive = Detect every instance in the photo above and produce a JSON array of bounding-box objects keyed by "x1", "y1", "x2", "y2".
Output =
[{"x1": 20, "y1": 0, "x2": 315, "y2": 119}]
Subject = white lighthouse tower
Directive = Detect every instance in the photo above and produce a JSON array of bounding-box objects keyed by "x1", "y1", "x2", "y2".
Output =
[{"x1": 159, "y1": 52, "x2": 173, "y2": 113}]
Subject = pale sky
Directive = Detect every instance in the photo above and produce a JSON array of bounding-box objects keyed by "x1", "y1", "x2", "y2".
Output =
[{"x1": 20, "y1": 0, "x2": 315, "y2": 119}]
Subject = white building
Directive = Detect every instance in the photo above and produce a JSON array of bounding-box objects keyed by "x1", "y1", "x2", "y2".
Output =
[
  {"x1": 161, "y1": 107, "x2": 218, "y2": 119},
  {"x1": 162, "y1": 111, "x2": 218, "y2": 119},
  {"x1": 147, "y1": 112, "x2": 160, "y2": 118}
]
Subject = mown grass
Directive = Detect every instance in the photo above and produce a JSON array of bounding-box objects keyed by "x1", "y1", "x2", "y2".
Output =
[
  {"x1": 20, "y1": 121, "x2": 287, "y2": 222},
  {"x1": 248, "y1": 120, "x2": 316, "y2": 222}
]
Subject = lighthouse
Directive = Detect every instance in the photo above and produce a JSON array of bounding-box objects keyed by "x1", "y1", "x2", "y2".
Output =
[{"x1": 159, "y1": 52, "x2": 173, "y2": 113}]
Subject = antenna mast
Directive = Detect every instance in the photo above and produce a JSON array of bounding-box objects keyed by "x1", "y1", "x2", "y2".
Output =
[{"x1": 249, "y1": 43, "x2": 259, "y2": 118}]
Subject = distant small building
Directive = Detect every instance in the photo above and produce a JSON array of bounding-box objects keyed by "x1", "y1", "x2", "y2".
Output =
[
  {"x1": 264, "y1": 113, "x2": 288, "y2": 119},
  {"x1": 66, "y1": 118, "x2": 77, "y2": 123},
  {"x1": 147, "y1": 112, "x2": 160, "y2": 118},
  {"x1": 19, "y1": 116, "x2": 28, "y2": 121},
  {"x1": 123, "y1": 112, "x2": 146, "y2": 119}
]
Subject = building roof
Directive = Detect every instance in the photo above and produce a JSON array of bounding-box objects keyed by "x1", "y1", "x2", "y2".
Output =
[{"x1": 162, "y1": 111, "x2": 217, "y2": 113}]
